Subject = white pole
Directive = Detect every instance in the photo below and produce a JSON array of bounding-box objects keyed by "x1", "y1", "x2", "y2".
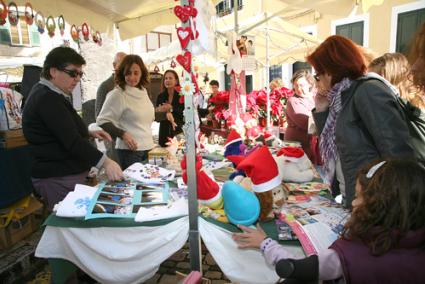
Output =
[
  {"x1": 181, "y1": 0, "x2": 201, "y2": 273},
  {"x1": 265, "y1": 17, "x2": 270, "y2": 129}
]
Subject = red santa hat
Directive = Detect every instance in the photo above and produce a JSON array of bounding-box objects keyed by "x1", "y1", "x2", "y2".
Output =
[
  {"x1": 277, "y1": 147, "x2": 305, "y2": 162},
  {"x1": 236, "y1": 146, "x2": 281, "y2": 193},
  {"x1": 182, "y1": 169, "x2": 223, "y2": 208},
  {"x1": 264, "y1": 131, "x2": 275, "y2": 142},
  {"x1": 224, "y1": 129, "x2": 243, "y2": 148},
  {"x1": 180, "y1": 155, "x2": 203, "y2": 171}
]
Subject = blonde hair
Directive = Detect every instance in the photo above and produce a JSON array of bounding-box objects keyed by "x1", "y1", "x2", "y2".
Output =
[
  {"x1": 369, "y1": 53, "x2": 424, "y2": 110},
  {"x1": 409, "y1": 22, "x2": 425, "y2": 91},
  {"x1": 269, "y1": 78, "x2": 283, "y2": 90}
]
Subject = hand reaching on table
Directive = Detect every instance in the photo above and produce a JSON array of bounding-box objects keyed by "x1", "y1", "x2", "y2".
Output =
[
  {"x1": 232, "y1": 223, "x2": 267, "y2": 249},
  {"x1": 103, "y1": 157, "x2": 124, "y2": 181}
]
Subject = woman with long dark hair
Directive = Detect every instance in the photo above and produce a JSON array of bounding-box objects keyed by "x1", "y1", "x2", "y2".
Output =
[
  {"x1": 155, "y1": 70, "x2": 185, "y2": 147},
  {"x1": 97, "y1": 55, "x2": 154, "y2": 169}
]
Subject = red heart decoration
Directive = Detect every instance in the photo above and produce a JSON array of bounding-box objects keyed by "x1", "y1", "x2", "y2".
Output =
[
  {"x1": 191, "y1": 7, "x2": 198, "y2": 17},
  {"x1": 176, "y1": 27, "x2": 192, "y2": 49},
  {"x1": 174, "y1": 5, "x2": 189, "y2": 22},
  {"x1": 176, "y1": 51, "x2": 192, "y2": 73}
]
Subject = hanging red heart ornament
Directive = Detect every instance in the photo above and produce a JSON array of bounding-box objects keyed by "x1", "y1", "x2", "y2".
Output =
[
  {"x1": 174, "y1": 5, "x2": 189, "y2": 23},
  {"x1": 176, "y1": 51, "x2": 192, "y2": 73},
  {"x1": 176, "y1": 27, "x2": 192, "y2": 49},
  {"x1": 183, "y1": 6, "x2": 197, "y2": 18}
]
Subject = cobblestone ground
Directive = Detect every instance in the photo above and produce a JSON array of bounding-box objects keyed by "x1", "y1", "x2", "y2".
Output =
[{"x1": 144, "y1": 241, "x2": 231, "y2": 284}]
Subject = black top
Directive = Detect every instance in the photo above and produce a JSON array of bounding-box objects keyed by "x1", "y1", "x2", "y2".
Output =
[
  {"x1": 22, "y1": 83, "x2": 103, "y2": 178},
  {"x1": 156, "y1": 90, "x2": 185, "y2": 147}
]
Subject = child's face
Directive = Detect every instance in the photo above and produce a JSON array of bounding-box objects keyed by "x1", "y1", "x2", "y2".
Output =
[{"x1": 352, "y1": 180, "x2": 364, "y2": 210}]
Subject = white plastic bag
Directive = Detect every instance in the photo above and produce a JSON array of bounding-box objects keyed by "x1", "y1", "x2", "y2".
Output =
[{"x1": 0, "y1": 87, "x2": 23, "y2": 130}]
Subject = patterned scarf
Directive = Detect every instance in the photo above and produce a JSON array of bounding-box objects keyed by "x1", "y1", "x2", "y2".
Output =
[{"x1": 319, "y1": 77, "x2": 353, "y2": 183}]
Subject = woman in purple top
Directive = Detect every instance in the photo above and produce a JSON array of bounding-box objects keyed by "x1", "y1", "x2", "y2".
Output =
[
  {"x1": 232, "y1": 159, "x2": 425, "y2": 284},
  {"x1": 284, "y1": 70, "x2": 316, "y2": 161}
]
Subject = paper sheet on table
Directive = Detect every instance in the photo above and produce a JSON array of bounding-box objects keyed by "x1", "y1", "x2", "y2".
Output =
[
  {"x1": 55, "y1": 184, "x2": 97, "y2": 217},
  {"x1": 124, "y1": 163, "x2": 175, "y2": 184},
  {"x1": 134, "y1": 198, "x2": 188, "y2": 222}
]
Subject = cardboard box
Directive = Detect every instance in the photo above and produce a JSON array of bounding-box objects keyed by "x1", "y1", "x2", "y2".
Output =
[
  {"x1": 0, "y1": 196, "x2": 44, "y2": 251},
  {"x1": 148, "y1": 147, "x2": 170, "y2": 166},
  {"x1": 0, "y1": 129, "x2": 28, "y2": 149}
]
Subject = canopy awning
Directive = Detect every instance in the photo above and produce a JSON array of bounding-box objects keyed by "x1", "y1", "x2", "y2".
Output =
[{"x1": 216, "y1": 13, "x2": 321, "y2": 65}]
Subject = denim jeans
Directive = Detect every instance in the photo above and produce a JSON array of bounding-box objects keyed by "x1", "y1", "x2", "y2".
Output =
[{"x1": 116, "y1": 149, "x2": 151, "y2": 170}]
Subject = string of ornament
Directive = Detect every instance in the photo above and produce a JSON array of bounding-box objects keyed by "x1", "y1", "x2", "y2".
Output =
[{"x1": 0, "y1": 1, "x2": 102, "y2": 46}]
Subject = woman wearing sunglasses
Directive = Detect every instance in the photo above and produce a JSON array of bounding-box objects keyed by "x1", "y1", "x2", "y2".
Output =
[
  {"x1": 22, "y1": 46, "x2": 123, "y2": 211},
  {"x1": 96, "y1": 55, "x2": 155, "y2": 169},
  {"x1": 307, "y1": 35, "x2": 415, "y2": 209}
]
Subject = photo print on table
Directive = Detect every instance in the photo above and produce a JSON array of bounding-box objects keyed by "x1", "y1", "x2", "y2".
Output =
[
  {"x1": 101, "y1": 187, "x2": 134, "y2": 195},
  {"x1": 92, "y1": 203, "x2": 132, "y2": 215},
  {"x1": 97, "y1": 193, "x2": 133, "y2": 205}
]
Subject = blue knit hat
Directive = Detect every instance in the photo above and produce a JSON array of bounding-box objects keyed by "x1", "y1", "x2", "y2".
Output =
[
  {"x1": 222, "y1": 181, "x2": 260, "y2": 226},
  {"x1": 224, "y1": 129, "x2": 243, "y2": 158}
]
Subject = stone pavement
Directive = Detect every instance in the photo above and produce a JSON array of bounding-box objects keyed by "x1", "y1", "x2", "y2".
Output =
[{"x1": 144, "y1": 241, "x2": 231, "y2": 284}]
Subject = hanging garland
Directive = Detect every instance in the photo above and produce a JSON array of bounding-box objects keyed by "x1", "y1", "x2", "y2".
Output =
[
  {"x1": 70, "y1": 24, "x2": 79, "y2": 42},
  {"x1": 7, "y1": 2, "x2": 18, "y2": 26},
  {"x1": 81, "y1": 23, "x2": 89, "y2": 41},
  {"x1": 46, "y1": 16, "x2": 56, "y2": 38},
  {"x1": 34, "y1": 11, "x2": 45, "y2": 34},
  {"x1": 58, "y1": 15, "x2": 65, "y2": 36},
  {"x1": 24, "y1": 2, "x2": 34, "y2": 25}
]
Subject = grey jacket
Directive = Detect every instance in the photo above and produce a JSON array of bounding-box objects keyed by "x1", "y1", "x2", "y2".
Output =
[
  {"x1": 95, "y1": 74, "x2": 114, "y2": 118},
  {"x1": 313, "y1": 78, "x2": 415, "y2": 207}
]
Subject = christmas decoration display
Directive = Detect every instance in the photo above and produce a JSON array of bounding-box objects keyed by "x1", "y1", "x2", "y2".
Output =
[
  {"x1": 24, "y1": 2, "x2": 33, "y2": 25},
  {"x1": 46, "y1": 16, "x2": 56, "y2": 38},
  {"x1": 7, "y1": 2, "x2": 18, "y2": 26},
  {"x1": 58, "y1": 15, "x2": 65, "y2": 36},
  {"x1": 34, "y1": 11, "x2": 45, "y2": 34}
]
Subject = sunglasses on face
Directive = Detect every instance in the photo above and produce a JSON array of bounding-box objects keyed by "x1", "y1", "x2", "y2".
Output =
[{"x1": 59, "y1": 68, "x2": 84, "y2": 78}]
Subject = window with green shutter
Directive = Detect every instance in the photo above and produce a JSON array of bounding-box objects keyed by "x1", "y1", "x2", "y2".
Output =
[
  {"x1": 269, "y1": 65, "x2": 282, "y2": 82},
  {"x1": 30, "y1": 24, "x2": 40, "y2": 46},
  {"x1": 336, "y1": 21, "x2": 364, "y2": 46},
  {"x1": 396, "y1": 8, "x2": 425, "y2": 55},
  {"x1": 0, "y1": 23, "x2": 11, "y2": 45}
]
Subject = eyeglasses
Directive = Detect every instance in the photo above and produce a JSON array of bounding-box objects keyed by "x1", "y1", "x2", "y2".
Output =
[
  {"x1": 314, "y1": 74, "x2": 321, "y2": 81},
  {"x1": 59, "y1": 68, "x2": 84, "y2": 78}
]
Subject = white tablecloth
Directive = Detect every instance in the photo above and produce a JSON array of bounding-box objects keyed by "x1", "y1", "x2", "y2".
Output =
[
  {"x1": 36, "y1": 216, "x2": 305, "y2": 284},
  {"x1": 35, "y1": 216, "x2": 189, "y2": 284},
  {"x1": 199, "y1": 218, "x2": 305, "y2": 284}
]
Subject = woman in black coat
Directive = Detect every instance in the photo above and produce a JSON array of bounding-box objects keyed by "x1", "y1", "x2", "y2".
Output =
[
  {"x1": 155, "y1": 70, "x2": 184, "y2": 147},
  {"x1": 307, "y1": 35, "x2": 415, "y2": 208}
]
